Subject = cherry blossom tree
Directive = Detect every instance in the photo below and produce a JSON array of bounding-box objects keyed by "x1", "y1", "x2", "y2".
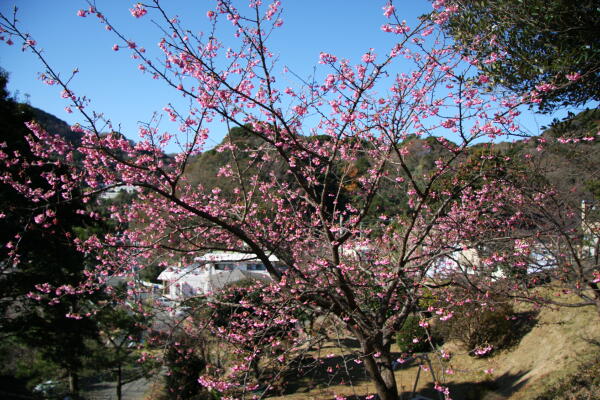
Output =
[
  {"x1": 464, "y1": 135, "x2": 600, "y2": 317},
  {"x1": 1, "y1": 1, "x2": 595, "y2": 399}
]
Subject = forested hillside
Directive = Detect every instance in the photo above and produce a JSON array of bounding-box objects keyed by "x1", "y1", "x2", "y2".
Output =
[
  {"x1": 24, "y1": 104, "x2": 600, "y2": 219},
  {"x1": 181, "y1": 110, "x2": 600, "y2": 220}
]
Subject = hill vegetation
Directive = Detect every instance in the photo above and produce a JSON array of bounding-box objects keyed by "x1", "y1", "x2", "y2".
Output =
[
  {"x1": 181, "y1": 110, "x2": 600, "y2": 221},
  {"x1": 32, "y1": 101, "x2": 598, "y2": 216}
]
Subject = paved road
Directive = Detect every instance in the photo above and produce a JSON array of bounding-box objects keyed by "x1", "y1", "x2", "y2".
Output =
[{"x1": 83, "y1": 374, "x2": 159, "y2": 400}]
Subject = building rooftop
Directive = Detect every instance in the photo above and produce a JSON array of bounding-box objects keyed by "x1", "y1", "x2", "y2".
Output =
[{"x1": 194, "y1": 251, "x2": 279, "y2": 263}]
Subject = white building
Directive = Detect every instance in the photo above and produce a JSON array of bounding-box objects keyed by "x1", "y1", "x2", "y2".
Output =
[
  {"x1": 582, "y1": 200, "x2": 599, "y2": 257},
  {"x1": 157, "y1": 251, "x2": 278, "y2": 301},
  {"x1": 99, "y1": 184, "x2": 137, "y2": 200}
]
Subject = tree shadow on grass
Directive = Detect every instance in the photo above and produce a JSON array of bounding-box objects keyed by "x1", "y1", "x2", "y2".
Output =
[
  {"x1": 271, "y1": 310, "x2": 538, "y2": 399},
  {"x1": 282, "y1": 370, "x2": 530, "y2": 400},
  {"x1": 505, "y1": 311, "x2": 539, "y2": 349},
  {"x1": 334, "y1": 338, "x2": 361, "y2": 349},
  {"x1": 280, "y1": 352, "x2": 371, "y2": 395},
  {"x1": 407, "y1": 370, "x2": 530, "y2": 400},
  {"x1": 581, "y1": 336, "x2": 600, "y2": 348},
  {"x1": 277, "y1": 352, "x2": 423, "y2": 396}
]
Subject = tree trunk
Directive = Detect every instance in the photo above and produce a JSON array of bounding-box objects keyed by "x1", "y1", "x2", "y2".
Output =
[
  {"x1": 379, "y1": 350, "x2": 399, "y2": 397},
  {"x1": 589, "y1": 281, "x2": 600, "y2": 317},
  {"x1": 68, "y1": 370, "x2": 80, "y2": 399},
  {"x1": 359, "y1": 338, "x2": 399, "y2": 400},
  {"x1": 117, "y1": 364, "x2": 123, "y2": 400}
]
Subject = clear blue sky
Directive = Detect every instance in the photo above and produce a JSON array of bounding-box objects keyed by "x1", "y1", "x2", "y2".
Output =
[{"x1": 0, "y1": 1, "x2": 590, "y2": 150}]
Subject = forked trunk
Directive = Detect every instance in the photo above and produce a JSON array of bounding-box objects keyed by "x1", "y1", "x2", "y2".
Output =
[{"x1": 360, "y1": 339, "x2": 399, "y2": 400}]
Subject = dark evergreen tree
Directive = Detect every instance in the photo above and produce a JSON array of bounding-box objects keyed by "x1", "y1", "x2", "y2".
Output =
[
  {"x1": 0, "y1": 70, "x2": 98, "y2": 398},
  {"x1": 438, "y1": 0, "x2": 600, "y2": 111}
]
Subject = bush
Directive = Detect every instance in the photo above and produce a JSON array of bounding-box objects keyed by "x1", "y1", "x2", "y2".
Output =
[
  {"x1": 433, "y1": 301, "x2": 514, "y2": 357},
  {"x1": 396, "y1": 315, "x2": 434, "y2": 353}
]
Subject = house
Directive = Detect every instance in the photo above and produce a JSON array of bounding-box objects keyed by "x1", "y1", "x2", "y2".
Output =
[
  {"x1": 99, "y1": 184, "x2": 137, "y2": 200},
  {"x1": 103, "y1": 274, "x2": 163, "y2": 300},
  {"x1": 433, "y1": 241, "x2": 562, "y2": 283},
  {"x1": 433, "y1": 245, "x2": 491, "y2": 277},
  {"x1": 582, "y1": 200, "x2": 599, "y2": 257},
  {"x1": 157, "y1": 251, "x2": 279, "y2": 301}
]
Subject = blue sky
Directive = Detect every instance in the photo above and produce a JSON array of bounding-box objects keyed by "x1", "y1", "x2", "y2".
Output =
[{"x1": 0, "y1": 1, "x2": 591, "y2": 150}]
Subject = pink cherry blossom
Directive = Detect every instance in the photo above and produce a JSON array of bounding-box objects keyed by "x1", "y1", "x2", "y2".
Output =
[
  {"x1": 130, "y1": 3, "x2": 147, "y2": 18},
  {"x1": 382, "y1": 4, "x2": 395, "y2": 18}
]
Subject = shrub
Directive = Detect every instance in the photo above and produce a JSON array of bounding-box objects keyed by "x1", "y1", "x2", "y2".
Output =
[
  {"x1": 433, "y1": 301, "x2": 514, "y2": 357},
  {"x1": 396, "y1": 315, "x2": 433, "y2": 353}
]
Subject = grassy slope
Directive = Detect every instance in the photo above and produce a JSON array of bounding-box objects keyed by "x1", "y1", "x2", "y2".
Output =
[
  {"x1": 439, "y1": 300, "x2": 600, "y2": 400},
  {"x1": 271, "y1": 300, "x2": 600, "y2": 400}
]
